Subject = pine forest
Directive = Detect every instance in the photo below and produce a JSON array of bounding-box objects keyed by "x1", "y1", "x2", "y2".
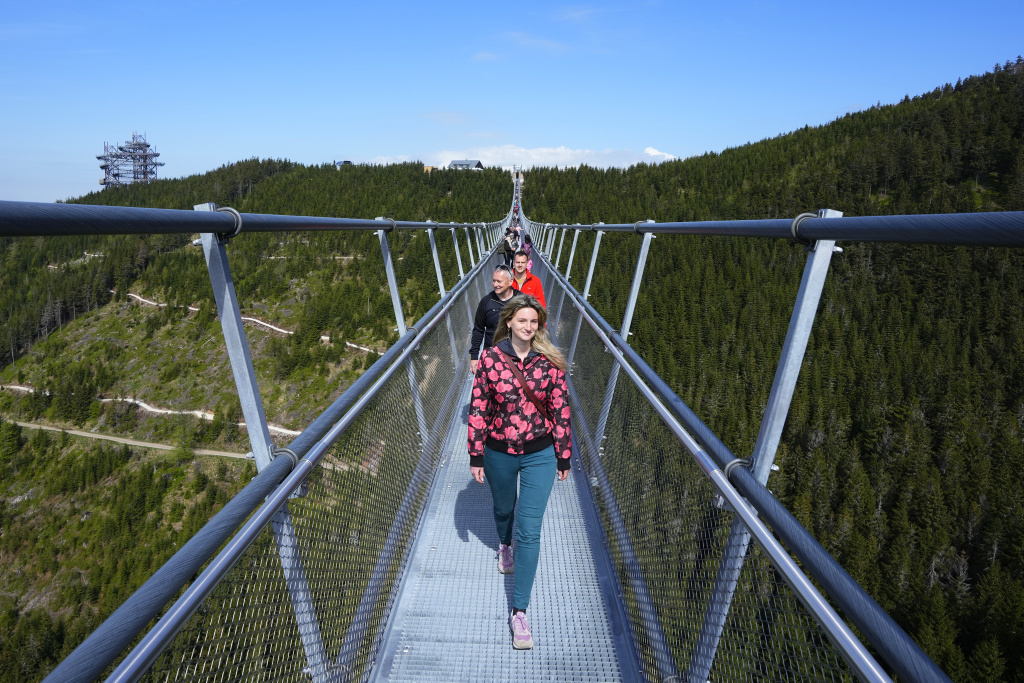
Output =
[{"x1": 1, "y1": 59, "x2": 1023, "y2": 681}]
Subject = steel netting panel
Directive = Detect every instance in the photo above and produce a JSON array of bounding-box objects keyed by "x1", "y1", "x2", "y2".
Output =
[
  {"x1": 139, "y1": 274, "x2": 481, "y2": 682},
  {"x1": 566, "y1": 311, "x2": 617, "y2": 434},
  {"x1": 562, "y1": 314, "x2": 855, "y2": 682}
]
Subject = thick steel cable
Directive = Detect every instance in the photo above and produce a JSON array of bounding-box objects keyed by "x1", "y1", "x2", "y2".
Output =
[
  {"x1": 527, "y1": 211, "x2": 1024, "y2": 247},
  {"x1": 4, "y1": 200, "x2": 1023, "y2": 246},
  {"x1": 0, "y1": 200, "x2": 493, "y2": 237},
  {"x1": 44, "y1": 222, "x2": 500, "y2": 683}
]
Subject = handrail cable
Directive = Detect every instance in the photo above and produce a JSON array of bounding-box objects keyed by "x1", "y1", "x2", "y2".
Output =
[
  {"x1": 8, "y1": 175, "x2": 1006, "y2": 681},
  {"x1": 107, "y1": 255, "x2": 485, "y2": 682},
  {"x1": 536, "y1": 245, "x2": 949, "y2": 683},
  {"x1": 36, "y1": 200, "x2": 511, "y2": 683}
]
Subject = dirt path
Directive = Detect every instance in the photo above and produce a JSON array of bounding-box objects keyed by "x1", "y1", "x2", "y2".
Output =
[
  {"x1": 13, "y1": 421, "x2": 249, "y2": 459},
  {"x1": 119, "y1": 291, "x2": 384, "y2": 353},
  {"x1": 2, "y1": 385, "x2": 301, "y2": 437}
]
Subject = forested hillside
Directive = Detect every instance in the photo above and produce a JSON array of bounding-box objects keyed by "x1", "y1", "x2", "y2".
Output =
[
  {"x1": 537, "y1": 60, "x2": 1023, "y2": 681},
  {"x1": 1, "y1": 59, "x2": 1022, "y2": 681}
]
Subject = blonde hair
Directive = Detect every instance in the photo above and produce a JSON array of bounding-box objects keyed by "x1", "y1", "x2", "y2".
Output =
[{"x1": 493, "y1": 295, "x2": 567, "y2": 371}]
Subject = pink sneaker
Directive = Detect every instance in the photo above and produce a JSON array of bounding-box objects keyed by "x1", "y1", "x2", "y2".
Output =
[
  {"x1": 497, "y1": 543, "x2": 514, "y2": 574},
  {"x1": 510, "y1": 611, "x2": 533, "y2": 649}
]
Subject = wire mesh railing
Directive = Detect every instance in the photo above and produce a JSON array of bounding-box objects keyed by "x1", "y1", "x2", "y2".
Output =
[
  {"x1": 531, "y1": 251, "x2": 866, "y2": 682},
  {"x1": 11, "y1": 169, "x2": 1004, "y2": 680},
  {"x1": 135, "y1": 272, "x2": 482, "y2": 682}
]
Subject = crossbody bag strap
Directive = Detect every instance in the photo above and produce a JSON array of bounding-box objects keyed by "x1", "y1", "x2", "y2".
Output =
[{"x1": 497, "y1": 349, "x2": 551, "y2": 422}]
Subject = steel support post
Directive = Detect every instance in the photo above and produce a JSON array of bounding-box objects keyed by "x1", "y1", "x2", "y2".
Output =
[
  {"x1": 555, "y1": 229, "x2": 567, "y2": 270},
  {"x1": 377, "y1": 228, "x2": 428, "y2": 429},
  {"x1": 378, "y1": 229, "x2": 408, "y2": 337},
  {"x1": 688, "y1": 209, "x2": 843, "y2": 683},
  {"x1": 594, "y1": 232, "x2": 653, "y2": 447},
  {"x1": 552, "y1": 230, "x2": 581, "y2": 341},
  {"x1": 426, "y1": 228, "x2": 446, "y2": 297},
  {"x1": 452, "y1": 227, "x2": 476, "y2": 330},
  {"x1": 566, "y1": 229, "x2": 604, "y2": 368},
  {"x1": 195, "y1": 204, "x2": 328, "y2": 681},
  {"x1": 474, "y1": 227, "x2": 486, "y2": 266},
  {"x1": 464, "y1": 226, "x2": 477, "y2": 265},
  {"x1": 541, "y1": 228, "x2": 560, "y2": 302},
  {"x1": 427, "y1": 227, "x2": 460, "y2": 368},
  {"x1": 565, "y1": 229, "x2": 582, "y2": 280},
  {"x1": 450, "y1": 228, "x2": 465, "y2": 279}
]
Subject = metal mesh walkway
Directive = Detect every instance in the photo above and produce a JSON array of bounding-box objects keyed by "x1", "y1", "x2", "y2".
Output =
[{"x1": 370, "y1": 379, "x2": 639, "y2": 682}]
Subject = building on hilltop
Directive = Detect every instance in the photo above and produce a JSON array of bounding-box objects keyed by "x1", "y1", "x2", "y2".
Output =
[
  {"x1": 97, "y1": 132, "x2": 164, "y2": 188},
  {"x1": 334, "y1": 160, "x2": 354, "y2": 169},
  {"x1": 449, "y1": 159, "x2": 484, "y2": 171},
  {"x1": 423, "y1": 165, "x2": 438, "y2": 173}
]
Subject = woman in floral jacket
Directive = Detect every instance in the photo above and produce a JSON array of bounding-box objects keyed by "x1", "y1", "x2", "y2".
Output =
[{"x1": 467, "y1": 294, "x2": 572, "y2": 650}]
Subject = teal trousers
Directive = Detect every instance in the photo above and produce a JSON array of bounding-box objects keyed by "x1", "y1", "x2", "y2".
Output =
[{"x1": 483, "y1": 444, "x2": 557, "y2": 611}]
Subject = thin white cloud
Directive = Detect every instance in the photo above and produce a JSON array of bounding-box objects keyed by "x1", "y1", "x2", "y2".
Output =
[
  {"x1": 472, "y1": 51, "x2": 498, "y2": 61},
  {"x1": 507, "y1": 31, "x2": 567, "y2": 52},
  {"x1": 644, "y1": 146, "x2": 677, "y2": 161},
  {"x1": 433, "y1": 144, "x2": 678, "y2": 169}
]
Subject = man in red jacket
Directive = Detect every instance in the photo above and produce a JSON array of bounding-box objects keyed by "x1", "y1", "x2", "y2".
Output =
[{"x1": 511, "y1": 251, "x2": 546, "y2": 309}]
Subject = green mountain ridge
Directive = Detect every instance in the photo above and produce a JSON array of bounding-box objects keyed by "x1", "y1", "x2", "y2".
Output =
[{"x1": 1, "y1": 59, "x2": 1023, "y2": 680}]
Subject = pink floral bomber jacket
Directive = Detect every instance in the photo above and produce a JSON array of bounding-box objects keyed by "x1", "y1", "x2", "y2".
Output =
[{"x1": 467, "y1": 339, "x2": 572, "y2": 472}]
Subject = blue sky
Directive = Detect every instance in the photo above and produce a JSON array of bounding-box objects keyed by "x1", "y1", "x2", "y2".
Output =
[{"x1": 2, "y1": 0, "x2": 1021, "y2": 203}]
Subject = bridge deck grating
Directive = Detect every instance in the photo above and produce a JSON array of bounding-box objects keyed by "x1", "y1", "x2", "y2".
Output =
[{"x1": 370, "y1": 378, "x2": 629, "y2": 682}]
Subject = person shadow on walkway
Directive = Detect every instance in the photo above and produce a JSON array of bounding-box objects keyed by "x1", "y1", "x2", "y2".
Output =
[{"x1": 453, "y1": 403, "x2": 517, "y2": 610}]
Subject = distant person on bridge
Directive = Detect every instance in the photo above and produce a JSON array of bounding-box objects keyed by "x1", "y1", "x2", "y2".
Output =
[
  {"x1": 469, "y1": 265, "x2": 516, "y2": 374},
  {"x1": 522, "y1": 234, "x2": 533, "y2": 271},
  {"x1": 511, "y1": 251, "x2": 545, "y2": 308},
  {"x1": 501, "y1": 228, "x2": 518, "y2": 266},
  {"x1": 468, "y1": 294, "x2": 572, "y2": 650}
]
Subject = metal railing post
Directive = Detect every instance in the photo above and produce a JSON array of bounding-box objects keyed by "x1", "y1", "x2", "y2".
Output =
[
  {"x1": 377, "y1": 226, "x2": 407, "y2": 337},
  {"x1": 376, "y1": 223, "x2": 428, "y2": 431},
  {"x1": 555, "y1": 228, "x2": 567, "y2": 270},
  {"x1": 594, "y1": 231, "x2": 653, "y2": 446},
  {"x1": 475, "y1": 227, "x2": 486, "y2": 265},
  {"x1": 565, "y1": 228, "x2": 582, "y2": 279},
  {"x1": 426, "y1": 227, "x2": 446, "y2": 297},
  {"x1": 688, "y1": 209, "x2": 844, "y2": 682},
  {"x1": 427, "y1": 226, "x2": 461, "y2": 367},
  {"x1": 464, "y1": 226, "x2": 477, "y2": 265},
  {"x1": 567, "y1": 227, "x2": 604, "y2": 368},
  {"x1": 551, "y1": 228, "x2": 580, "y2": 340},
  {"x1": 195, "y1": 203, "x2": 329, "y2": 681},
  {"x1": 450, "y1": 228, "x2": 465, "y2": 279}
]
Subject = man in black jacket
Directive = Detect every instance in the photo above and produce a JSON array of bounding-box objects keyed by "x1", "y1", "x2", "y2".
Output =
[{"x1": 470, "y1": 265, "x2": 516, "y2": 374}]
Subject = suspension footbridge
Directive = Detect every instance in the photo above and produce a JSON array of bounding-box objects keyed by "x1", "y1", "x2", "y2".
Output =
[{"x1": 3, "y1": 176, "x2": 1023, "y2": 682}]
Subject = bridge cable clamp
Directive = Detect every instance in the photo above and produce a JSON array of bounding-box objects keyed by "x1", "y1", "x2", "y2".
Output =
[
  {"x1": 723, "y1": 457, "x2": 751, "y2": 482},
  {"x1": 634, "y1": 219, "x2": 656, "y2": 234},
  {"x1": 271, "y1": 445, "x2": 300, "y2": 470},
  {"x1": 790, "y1": 211, "x2": 817, "y2": 247},
  {"x1": 377, "y1": 217, "x2": 397, "y2": 234},
  {"x1": 215, "y1": 206, "x2": 243, "y2": 242}
]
